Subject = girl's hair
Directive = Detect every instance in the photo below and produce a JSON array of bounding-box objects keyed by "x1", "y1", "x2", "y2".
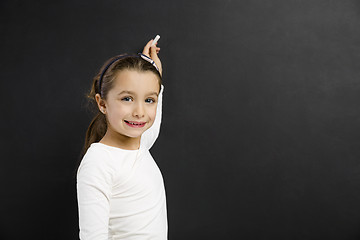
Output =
[{"x1": 82, "y1": 54, "x2": 162, "y2": 155}]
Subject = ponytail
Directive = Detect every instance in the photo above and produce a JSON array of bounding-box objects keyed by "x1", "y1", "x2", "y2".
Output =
[{"x1": 82, "y1": 112, "x2": 107, "y2": 154}]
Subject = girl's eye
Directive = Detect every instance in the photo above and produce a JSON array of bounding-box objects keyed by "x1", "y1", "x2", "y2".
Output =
[
  {"x1": 122, "y1": 97, "x2": 133, "y2": 102},
  {"x1": 145, "y1": 98, "x2": 156, "y2": 103}
]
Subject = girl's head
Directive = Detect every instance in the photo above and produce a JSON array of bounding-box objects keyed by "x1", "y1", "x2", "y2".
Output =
[{"x1": 84, "y1": 54, "x2": 162, "y2": 152}]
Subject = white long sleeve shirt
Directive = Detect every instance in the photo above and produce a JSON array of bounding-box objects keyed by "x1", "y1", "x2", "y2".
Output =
[{"x1": 77, "y1": 86, "x2": 167, "y2": 240}]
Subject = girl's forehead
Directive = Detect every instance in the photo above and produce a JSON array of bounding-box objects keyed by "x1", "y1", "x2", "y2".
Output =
[{"x1": 112, "y1": 70, "x2": 160, "y2": 92}]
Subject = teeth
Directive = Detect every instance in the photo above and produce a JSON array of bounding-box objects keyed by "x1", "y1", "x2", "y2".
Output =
[{"x1": 125, "y1": 121, "x2": 143, "y2": 125}]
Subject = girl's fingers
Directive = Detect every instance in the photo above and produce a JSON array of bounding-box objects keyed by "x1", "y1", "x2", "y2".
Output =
[
  {"x1": 143, "y1": 40, "x2": 161, "y2": 56},
  {"x1": 142, "y1": 40, "x2": 153, "y2": 57},
  {"x1": 142, "y1": 39, "x2": 162, "y2": 75}
]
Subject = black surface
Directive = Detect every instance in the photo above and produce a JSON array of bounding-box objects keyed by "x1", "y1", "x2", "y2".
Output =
[{"x1": 1, "y1": 0, "x2": 360, "y2": 239}]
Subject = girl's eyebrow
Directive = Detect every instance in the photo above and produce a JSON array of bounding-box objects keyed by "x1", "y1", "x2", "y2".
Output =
[
  {"x1": 147, "y1": 91, "x2": 159, "y2": 97},
  {"x1": 117, "y1": 90, "x2": 158, "y2": 96},
  {"x1": 117, "y1": 90, "x2": 134, "y2": 95}
]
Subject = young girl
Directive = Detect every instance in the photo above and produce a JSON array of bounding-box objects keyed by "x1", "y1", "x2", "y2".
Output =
[{"x1": 77, "y1": 39, "x2": 167, "y2": 240}]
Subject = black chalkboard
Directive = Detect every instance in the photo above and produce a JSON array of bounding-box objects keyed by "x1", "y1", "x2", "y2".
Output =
[{"x1": 1, "y1": 0, "x2": 360, "y2": 239}]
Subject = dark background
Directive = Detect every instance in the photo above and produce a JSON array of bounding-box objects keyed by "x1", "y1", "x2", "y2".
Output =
[{"x1": 1, "y1": 0, "x2": 360, "y2": 239}]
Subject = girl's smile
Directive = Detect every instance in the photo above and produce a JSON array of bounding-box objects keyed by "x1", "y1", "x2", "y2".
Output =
[{"x1": 124, "y1": 120, "x2": 147, "y2": 128}]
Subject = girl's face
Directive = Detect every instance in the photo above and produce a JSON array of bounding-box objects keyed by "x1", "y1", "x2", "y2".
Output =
[{"x1": 102, "y1": 70, "x2": 160, "y2": 140}]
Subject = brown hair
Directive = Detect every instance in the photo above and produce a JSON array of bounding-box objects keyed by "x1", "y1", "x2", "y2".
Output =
[{"x1": 82, "y1": 54, "x2": 162, "y2": 155}]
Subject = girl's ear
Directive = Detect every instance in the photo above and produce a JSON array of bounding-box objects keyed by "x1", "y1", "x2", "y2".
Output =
[{"x1": 95, "y1": 94, "x2": 107, "y2": 114}]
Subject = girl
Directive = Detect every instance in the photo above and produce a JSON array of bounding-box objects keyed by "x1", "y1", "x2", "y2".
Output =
[{"x1": 77, "y1": 39, "x2": 167, "y2": 240}]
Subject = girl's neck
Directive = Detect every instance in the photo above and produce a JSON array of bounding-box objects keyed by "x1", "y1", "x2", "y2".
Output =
[{"x1": 100, "y1": 130, "x2": 141, "y2": 150}]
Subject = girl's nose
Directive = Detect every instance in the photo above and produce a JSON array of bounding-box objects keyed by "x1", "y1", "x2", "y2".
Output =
[{"x1": 133, "y1": 103, "x2": 145, "y2": 118}]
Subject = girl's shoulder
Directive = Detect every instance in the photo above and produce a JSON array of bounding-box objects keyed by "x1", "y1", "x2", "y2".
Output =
[
  {"x1": 82, "y1": 143, "x2": 112, "y2": 161},
  {"x1": 81, "y1": 143, "x2": 139, "y2": 167},
  {"x1": 77, "y1": 143, "x2": 139, "y2": 179}
]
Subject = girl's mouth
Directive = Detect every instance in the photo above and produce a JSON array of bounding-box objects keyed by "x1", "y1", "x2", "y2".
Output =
[{"x1": 124, "y1": 120, "x2": 146, "y2": 128}]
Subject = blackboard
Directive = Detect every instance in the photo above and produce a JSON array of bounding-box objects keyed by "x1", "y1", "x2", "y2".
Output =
[{"x1": 1, "y1": 0, "x2": 360, "y2": 239}]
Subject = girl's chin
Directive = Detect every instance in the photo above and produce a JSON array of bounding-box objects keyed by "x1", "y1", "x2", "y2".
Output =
[
  {"x1": 122, "y1": 128, "x2": 149, "y2": 138},
  {"x1": 110, "y1": 123, "x2": 151, "y2": 138}
]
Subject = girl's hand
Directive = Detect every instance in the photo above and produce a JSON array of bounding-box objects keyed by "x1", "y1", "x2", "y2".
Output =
[{"x1": 142, "y1": 39, "x2": 162, "y2": 76}]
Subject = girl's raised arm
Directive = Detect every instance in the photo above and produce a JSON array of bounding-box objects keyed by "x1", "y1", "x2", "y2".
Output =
[{"x1": 140, "y1": 38, "x2": 164, "y2": 149}]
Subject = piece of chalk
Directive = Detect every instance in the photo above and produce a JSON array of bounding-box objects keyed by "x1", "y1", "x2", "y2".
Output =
[{"x1": 151, "y1": 35, "x2": 160, "y2": 46}]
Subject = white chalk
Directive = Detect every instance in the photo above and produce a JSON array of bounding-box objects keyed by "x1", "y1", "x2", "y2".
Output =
[{"x1": 151, "y1": 35, "x2": 160, "y2": 46}]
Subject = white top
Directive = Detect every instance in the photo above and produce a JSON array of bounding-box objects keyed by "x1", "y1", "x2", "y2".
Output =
[{"x1": 77, "y1": 86, "x2": 167, "y2": 240}]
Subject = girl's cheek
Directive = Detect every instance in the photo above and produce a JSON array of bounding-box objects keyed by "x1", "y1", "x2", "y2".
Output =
[{"x1": 150, "y1": 108, "x2": 157, "y2": 120}]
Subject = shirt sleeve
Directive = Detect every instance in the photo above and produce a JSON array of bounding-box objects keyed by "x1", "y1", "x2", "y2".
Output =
[
  {"x1": 77, "y1": 150, "x2": 114, "y2": 240},
  {"x1": 140, "y1": 84, "x2": 164, "y2": 150}
]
